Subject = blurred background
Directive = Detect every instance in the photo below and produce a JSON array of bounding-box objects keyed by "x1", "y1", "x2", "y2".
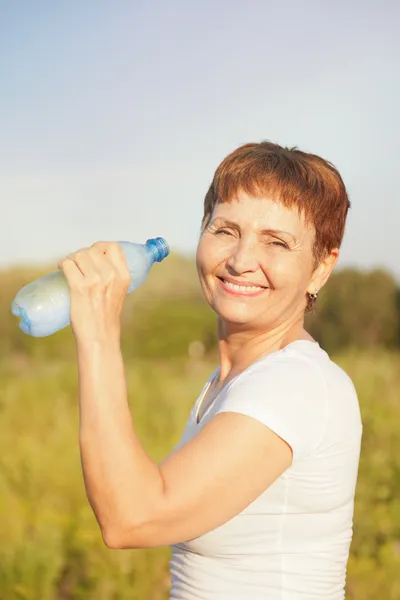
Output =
[{"x1": 1, "y1": 1, "x2": 399, "y2": 598}]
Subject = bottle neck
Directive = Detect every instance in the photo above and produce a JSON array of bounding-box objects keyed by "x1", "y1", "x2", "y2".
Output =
[{"x1": 145, "y1": 237, "x2": 170, "y2": 262}]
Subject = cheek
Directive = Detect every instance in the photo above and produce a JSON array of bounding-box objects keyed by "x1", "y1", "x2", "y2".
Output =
[
  {"x1": 196, "y1": 238, "x2": 217, "y2": 285},
  {"x1": 265, "y1": 255, "x2": 309, "y2": 292},
  {"x1": 195, "y1": 238, "x2": 208, "y2": 275},
  {"x1": 196, "y1": 236, "x2": 226, "y2": 274},
  {"x1": 195, "y1": 244, "x2": 201, "y2": 273}
]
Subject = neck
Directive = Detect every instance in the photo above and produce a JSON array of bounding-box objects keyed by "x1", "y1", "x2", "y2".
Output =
[{"x1": 216, "y1": 315, "x2": 312, "y2": 382}]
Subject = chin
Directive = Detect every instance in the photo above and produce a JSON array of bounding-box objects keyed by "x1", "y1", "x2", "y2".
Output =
[{"x1": 212, "y1": 303, "x2": 258, "y2": 327}]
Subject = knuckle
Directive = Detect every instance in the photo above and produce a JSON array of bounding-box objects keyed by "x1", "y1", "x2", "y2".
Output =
[
  {"x1": 109, "y1": 241, "x2": 122, "y2": 255},
  {"x1": 90, "y1": 272, "x2": 102, "y2": 285},
  {"x1": 105, "y1": 271, "x2": 116, "y2": 285},
  {"x1": 91, "y1": 241, "x2": 124, "y2": 261},
  {"x1": 78, "y1": 274, "x2": 100, "y2": 291},
  {"x1": 74, "y1": 281, "x2": 86, "y2": 293},
  {"x1": 91, "y1": 241, "x2": 105, "y2": 251},
  {"x1": 58, "y1": 256, "x2": 71, "y2": 270}
]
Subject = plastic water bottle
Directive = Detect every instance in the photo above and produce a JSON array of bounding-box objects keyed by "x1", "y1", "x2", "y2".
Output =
[{"x1": 11, "y1": 237, "x2": 170, "y2": 338}]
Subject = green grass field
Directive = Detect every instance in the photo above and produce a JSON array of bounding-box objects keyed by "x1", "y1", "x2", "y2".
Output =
[{"x1": 1, "y1": 349, "x2": 399, "y2": 599}]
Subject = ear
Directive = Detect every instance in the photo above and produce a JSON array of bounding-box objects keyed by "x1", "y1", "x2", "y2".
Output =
[{"x1": 307, "y1": 248, "x2": 339, "y2": 296}]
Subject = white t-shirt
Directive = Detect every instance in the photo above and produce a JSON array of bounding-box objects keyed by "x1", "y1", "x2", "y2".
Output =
[{"x1": 169, "y1": 340, "x2": 362, "y2": 600}]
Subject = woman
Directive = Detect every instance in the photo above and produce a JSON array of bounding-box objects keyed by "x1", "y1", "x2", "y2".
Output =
[{"x1": 59, "y1": 141, "x2": 362, "y2": 599}]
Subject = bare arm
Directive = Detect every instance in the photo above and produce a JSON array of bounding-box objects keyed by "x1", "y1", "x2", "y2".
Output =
[
  {"x1": 59, "y1": 241, "x2": 292, "y2": 549},
  {"x1": 76, "y1": 334, "x2": 292, "y2": 549},
  {"x1": 76, "y1": 336, "x2": 165, "y2": 545}
]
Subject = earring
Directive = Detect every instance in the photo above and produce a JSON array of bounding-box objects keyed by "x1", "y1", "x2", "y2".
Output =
[{"x1": 308, "y1": 290, "x2": 319, "y2": 300}]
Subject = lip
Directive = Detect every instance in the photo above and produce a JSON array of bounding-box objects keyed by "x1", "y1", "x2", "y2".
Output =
[{"x1": 217, "y1": 276, "x2": 268, "y2": 297}]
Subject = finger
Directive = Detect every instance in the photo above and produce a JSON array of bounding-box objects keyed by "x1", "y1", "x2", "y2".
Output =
[
  {"x1": 60, "y1": 250, "x2": 109, "y2": 294},
  {"x1": 66, "y1": 249, "x2": 99, "y2": 278},
  {"x1": 91, "y1": 242, "x2": 131, "y2": 284},
  {"x1": 58, "y1": 255, "x2": 85, "y2": 287},
  {"x1": 91, "y1": 241, "x2": 125, "y2": 265},
  {"x1": 58, "y1": 246, "x2": 91, "y2": 275},
  {"x1": 87, "y1": 245, "x2": 120, "y2": 285}
]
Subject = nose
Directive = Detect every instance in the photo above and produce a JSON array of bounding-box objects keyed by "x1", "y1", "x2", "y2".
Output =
[{"x1": 226, "y1": 239, "x2": 260, "y2": 274}]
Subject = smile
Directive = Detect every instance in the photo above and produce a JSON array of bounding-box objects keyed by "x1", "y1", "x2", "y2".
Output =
[{"x1": 217, "y1": 277, "x2": 267, "y2": 296}]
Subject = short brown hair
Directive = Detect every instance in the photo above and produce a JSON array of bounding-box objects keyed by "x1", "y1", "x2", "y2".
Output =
[{"x1": 202, "y1": 141, "x2": 350, "y2": 265}]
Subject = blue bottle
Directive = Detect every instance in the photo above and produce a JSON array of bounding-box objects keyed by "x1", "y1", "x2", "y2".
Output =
[{"x1": 11, "y1": 237, "x2": 170, "y2": 337}]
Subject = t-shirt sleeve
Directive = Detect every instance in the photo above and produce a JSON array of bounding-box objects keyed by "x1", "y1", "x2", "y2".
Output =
[{"x1": 215, "y1": 356, "x2": 328, "y2": 461}]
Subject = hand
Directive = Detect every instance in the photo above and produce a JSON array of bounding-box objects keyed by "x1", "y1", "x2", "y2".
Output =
[{"x1": 58, "y1": 242, "x2": 131, "y2": 343}]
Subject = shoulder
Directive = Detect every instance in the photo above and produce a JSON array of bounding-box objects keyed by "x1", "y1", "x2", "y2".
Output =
[
  {"x1": 215, "y1": 341, "x2": 361, "y2": 460},
  {"x1": 261, "y1": 340, "x2": 357, "y2": 395},
  {"x1": 216, "y1": 343, "x2": 330, "y2": 460}
]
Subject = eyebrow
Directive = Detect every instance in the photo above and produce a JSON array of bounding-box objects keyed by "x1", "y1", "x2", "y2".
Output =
[{"x1": 212, "y1": 218, "x2": 298, "y2": 243}]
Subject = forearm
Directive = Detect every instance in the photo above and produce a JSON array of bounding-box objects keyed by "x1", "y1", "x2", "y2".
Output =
[{"x1": 76, "y1": 334, "x2": 165, "y2": 544}]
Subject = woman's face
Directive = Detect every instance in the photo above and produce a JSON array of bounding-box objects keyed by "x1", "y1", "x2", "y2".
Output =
[{"x1": 196, "y1": 191, "x2": 321, "y2": 332}]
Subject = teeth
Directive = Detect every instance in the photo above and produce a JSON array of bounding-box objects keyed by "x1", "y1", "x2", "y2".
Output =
[{"x1": 222, "y1": 279, "x2": 264, "y2": 293}]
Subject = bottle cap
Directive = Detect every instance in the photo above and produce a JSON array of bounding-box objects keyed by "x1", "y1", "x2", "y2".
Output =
[{"x1": 145, "y1": 237, "x2": 170, "y2": 262}]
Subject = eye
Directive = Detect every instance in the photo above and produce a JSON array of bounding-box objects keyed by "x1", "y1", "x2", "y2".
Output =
[
  {"x1": 215, "y1": 228, "x2": 234, "y2": 236},
  {"x1": 271, "y1": 240, "x2": 289, "y2": 248}
]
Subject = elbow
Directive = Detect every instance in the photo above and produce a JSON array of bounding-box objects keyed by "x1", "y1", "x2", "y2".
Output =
[
  {"x1": 99, "y1": 488, "x2": 170, "y2": 550},
  {"x1": 102, "y1": 527, "x2": 126, "y2": 550},
  {"x1": 101, "y1": 522, "x2": 161, "y2": 550},
  {"x1": 101, "y1": 524, "x2": 141, "y2": 550}
]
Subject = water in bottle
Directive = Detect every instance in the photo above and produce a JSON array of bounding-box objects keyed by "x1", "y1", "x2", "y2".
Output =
[{"x1": 11, "y1": 237, "x2": 170, "y2": 338}]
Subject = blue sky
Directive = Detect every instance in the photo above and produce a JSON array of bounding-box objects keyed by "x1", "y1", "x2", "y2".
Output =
[{"x1": 1, "y1": 0, "x2": 399, "y2": 280}]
